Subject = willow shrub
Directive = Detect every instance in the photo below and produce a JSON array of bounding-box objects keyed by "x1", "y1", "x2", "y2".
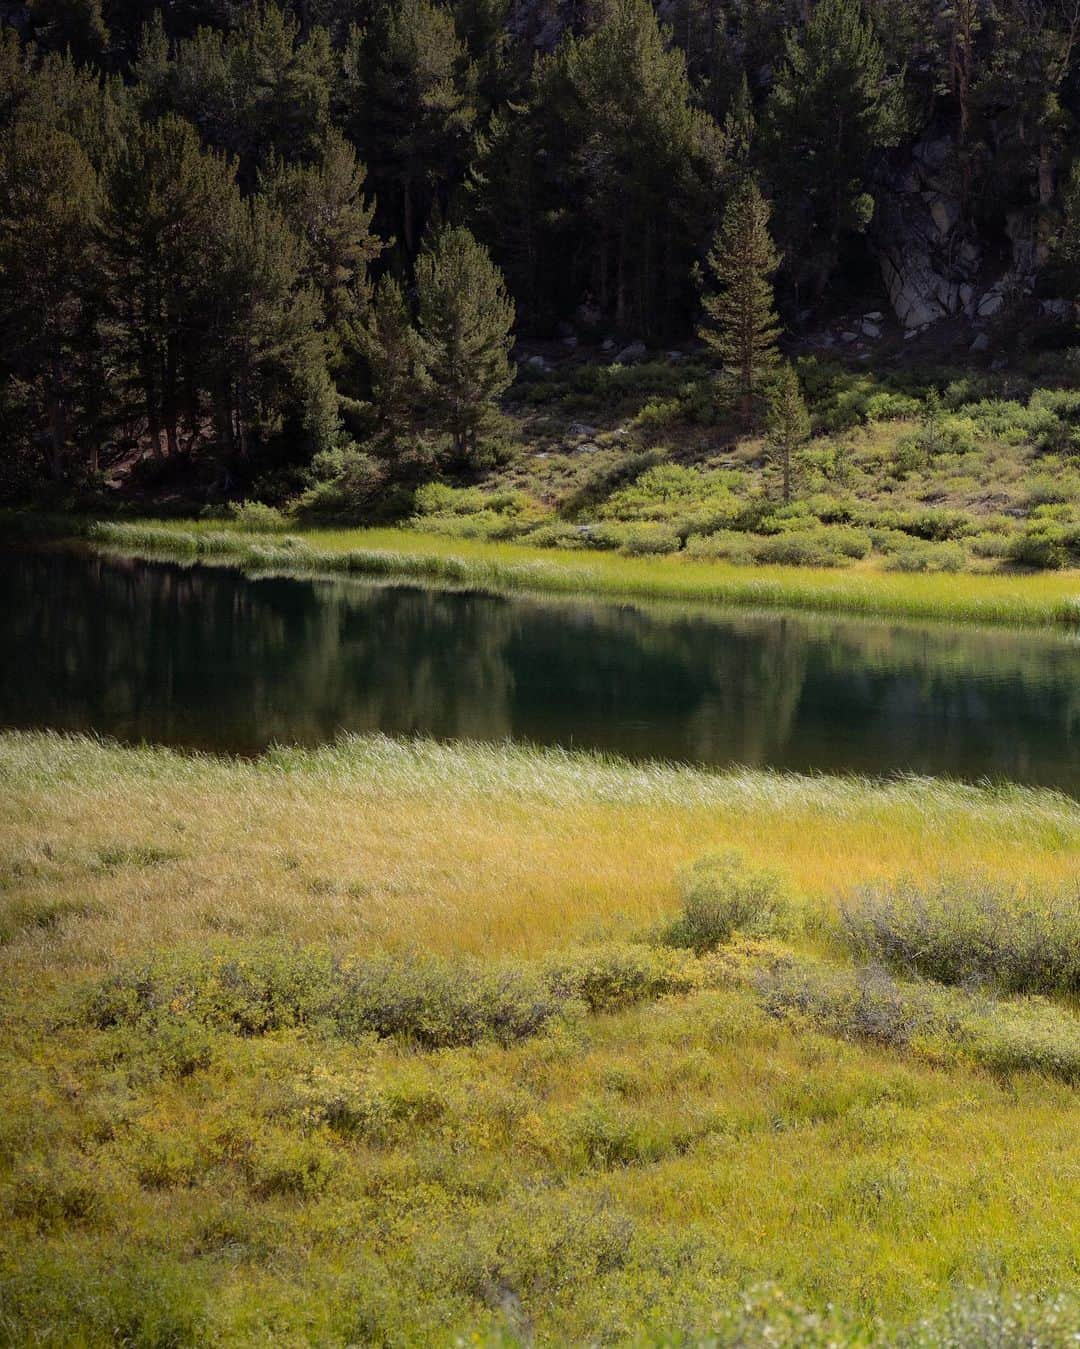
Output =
[{"x1": 841, "y1": 875, "x2": 1080, "y2": 997}]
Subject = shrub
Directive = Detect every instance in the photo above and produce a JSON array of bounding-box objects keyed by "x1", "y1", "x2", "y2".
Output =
[
  {"x1": 589, "y1": 521, "x2": 682, "y2": 555},
  {"x1": 661, "y1": 852, "x2": 791, "y2": 953},
  {"x1": 754, "y1": 958, "x2": 1080, "y2": 1082},
  {"x1": 1006, "y1": 525, "x2": 1070, "y2": 569},
  {"x1": 83, "y1": 946, "x2": 565, "y2": 1049},
  {"x1": 882, "y1": 541, "x2": 967, "y2": 573},
  {"x1": 293, "y1": 445, "x2": 390, "y2": 521},
  {"x1": 227, "y1": 500, "x2": 288, "y2": 532},
  {"x1": 841, "y1": 875, "x2": 1080, "y2": 998},
  {"x1": 543, "y1": 944, "x2": 699, "y2": 1012},
  {"x1": 81, "y1": 941, "x2": 711, "y2": 1052}
]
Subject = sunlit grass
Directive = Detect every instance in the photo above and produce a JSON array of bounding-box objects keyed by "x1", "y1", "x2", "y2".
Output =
[
  {"x1": 4, "y1": 731, "x2": 1080, "y2": 1343},
  {"x1": 86, "y1": 518, "x2": 1080, "y2": 629},
  {"x1": 4, "y1": 730, "x2": 1079, "y2": 967}
]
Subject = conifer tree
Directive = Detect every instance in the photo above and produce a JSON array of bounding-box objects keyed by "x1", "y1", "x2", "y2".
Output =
[
  {"x1": 99, "y1": 114, "x2": 236, "y2": 459},
  {"x1": 767, "y1": 363, "x2": 811, "y2": 504},
  {"x1": 698, "y1": 178, "x2": 781, "y2": 428},
  {"x1": 263, "y1": 129, "x2": 381, "y2": 373},
  {"x1": 344, "y1": 0, "x2": 477, "y2": 255},
  {"x1": 0, "y1": 121, "x2": 101, "y2": 482},
  {"x1": 765, "y1": 0, "x2": 902, "y2": 294},
  {"x1": 357, "y1": 275, "x2": 432, "y2": 475},
  {"x1": 415, "y1": 224, "x2": 514, "y2": 467}
]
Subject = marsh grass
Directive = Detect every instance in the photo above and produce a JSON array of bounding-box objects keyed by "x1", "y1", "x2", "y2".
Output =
[
  {"x1": 5, "y1": 732, "x2": 1080, "y2": 1343},
  {"x1": 85, "y1": 518, "x2": 1080, "y2": 629}
]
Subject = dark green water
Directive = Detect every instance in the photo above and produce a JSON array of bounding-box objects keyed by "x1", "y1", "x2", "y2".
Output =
[{"x1": 4, "y1": 546, "x2": 1080, "y2": 791}]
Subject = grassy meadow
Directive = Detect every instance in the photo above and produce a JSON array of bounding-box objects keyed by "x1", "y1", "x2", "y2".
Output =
[
  {"x1": 4, "y1": 730, "x2": 1080, "y2": 1344},
  {"x1": 85, "y1": 517, "x2": 1080, "y2": 629}
]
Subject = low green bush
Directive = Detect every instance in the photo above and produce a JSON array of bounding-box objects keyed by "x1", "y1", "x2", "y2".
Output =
[
  {"x1": 755, "y1": 958, "x2": 1080, "y2": 1082},
  {"x1": 882, "y1": 541, "x2": 967, "y2": 573},
  {"x1": 81, "y1": 941, "x2": 713, "y2": 1053},
  {"x1": 83, "y1": 946, "x2": 566, "y2": 1049},
  {"x1": 227, "y1": 500, "x2": 288, "y2": 532},
  {"x1": 543, "y1": 943, "x2": 700, "y2": 1012},
  {"x1": 660, "y1": 852, "x2": 791, "y2": 954},
  {"x1": 841, "y1": 875, "x2": 1080, "y2": 998}
]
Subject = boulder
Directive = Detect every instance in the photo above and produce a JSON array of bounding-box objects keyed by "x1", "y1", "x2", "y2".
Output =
[
  {"x1": 970, "y1": 332, "x2": 990, "y2": 353},
  {"x1": 1040, "y1": 298, "x2": 1075, "y2": 322},
  {"x1": 614, "y1": 341, "x2": 647, "y2": 364},
  {"x1": 567, "y1": 422, "x2": 598, "y2": 438},
  {"x1": 525, "y1": 354, "x2": 552, "y2": 373},
  {"x1": 859, "y1": 319, "x2": 882, "y2": 339},
  {"x1": 977, "y1": 289, "x2": 1005, "y2": 319}
]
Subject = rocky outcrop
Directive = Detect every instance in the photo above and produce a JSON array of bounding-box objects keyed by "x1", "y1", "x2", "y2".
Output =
[{"x1": 872, "y1": 136, "x2": 1045, "y2": 332}]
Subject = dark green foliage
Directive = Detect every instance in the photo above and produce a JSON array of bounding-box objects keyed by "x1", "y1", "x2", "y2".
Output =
[
  {"x1": 5, "y1": 0, "x2": 1080, "y2": 506},
  {"x1": 699, "y1": 179, "x2": 781, "y2": 426},
  {"x1": 415, "y1": 224, "x2": 516, "y2": 466},
  {"x1": 765, "y1": 0, "x2": 902, "y2": 294},
  {"x1": 767, "y1": 364, "x2": 812, "y2": 504}
]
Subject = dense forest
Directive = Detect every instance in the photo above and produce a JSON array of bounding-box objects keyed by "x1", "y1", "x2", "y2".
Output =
[{"x1": 5, "y1": 0, "x2": 1080, "y2": 506}]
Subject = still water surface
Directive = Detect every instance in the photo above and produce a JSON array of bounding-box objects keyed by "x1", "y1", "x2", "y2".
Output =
[{"x1": 4, "y1": 546, "x2": 1080, "y2": 791}]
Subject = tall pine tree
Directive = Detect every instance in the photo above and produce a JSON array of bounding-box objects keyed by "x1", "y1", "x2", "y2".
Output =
[
  {"x1": 699, "y1": 178, "x2": 781, "y2": 428},
  {"x1": 415, "y1": 224, "x2": 514, "y2": 467}
]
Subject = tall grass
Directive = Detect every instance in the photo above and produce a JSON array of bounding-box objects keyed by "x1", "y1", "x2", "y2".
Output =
[
  {"x1": 6, "y1": 732, "x2": 1080, "y2": 1343},
  {"x1": 85, "y1": 518, "x2": 1080, "y2": 629}
]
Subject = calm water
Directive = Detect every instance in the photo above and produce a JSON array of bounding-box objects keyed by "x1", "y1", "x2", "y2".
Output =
[{"x1": 4, "y1": 545, "x2": 1080, "y2": 791}]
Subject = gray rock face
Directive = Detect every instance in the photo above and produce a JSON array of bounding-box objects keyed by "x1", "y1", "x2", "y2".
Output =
[
  {"x1": 873, "y1": 135, "x2": 1041, "y2": 331},
  {"x1": 614, "y1": 342, "x2": 647, "y2": 364},
  {"x1": 1040, "y1": 298, "x2": 1076, "y2": 322}
]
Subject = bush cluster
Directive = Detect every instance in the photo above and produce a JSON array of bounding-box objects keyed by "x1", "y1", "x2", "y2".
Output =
[
  {"x1": 841, "y1": 875, "x2": 1080, "y2": 997},
  {"x1": 660, "y1": 852, "x2": 791, "y2": 953}
]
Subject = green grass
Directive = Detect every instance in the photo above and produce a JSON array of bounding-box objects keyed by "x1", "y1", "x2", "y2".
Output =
[
  {"x1": 4, "y1": 731, "x2": 1080, "y2": 1343},
  {"x1": 83, "y1": 517, "x2": 1080, "y2": 628}
]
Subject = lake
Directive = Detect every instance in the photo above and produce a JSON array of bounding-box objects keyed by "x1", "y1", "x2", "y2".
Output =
[{"x1": 4, "y1": 545, "x2": 1080, "y2": 792}]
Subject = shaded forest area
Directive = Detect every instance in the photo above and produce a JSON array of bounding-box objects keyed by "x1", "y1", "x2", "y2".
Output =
[{"x1": 5, "y1": 0, "x2": 1080, "y2": 506}]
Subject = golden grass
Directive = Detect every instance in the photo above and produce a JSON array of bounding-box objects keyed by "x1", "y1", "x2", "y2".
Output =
[
  {"x1": 87, "y1": 518, "x2": 1080, "y2": 629},
  {"x1": 3, "y1": 731, "x2": 1079, "y2": 969},
  {"x1": 5, "y1": 732, "x2": 1080, "y2": 1343}
]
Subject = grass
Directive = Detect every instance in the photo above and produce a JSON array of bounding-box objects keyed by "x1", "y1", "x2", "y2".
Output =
[
  {"x1": 4, "y1": 730, "x2": 1080, "y2": 1343},
  {"x1": 83, "y1": 517, "x2": 1080, "y2": 629}
]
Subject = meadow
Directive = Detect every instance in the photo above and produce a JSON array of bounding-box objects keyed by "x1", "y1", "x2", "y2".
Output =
[
  {"x1": 4, "y1": 730, "x2": 1080, "y2": 1345},
  {"x1": 85, "y1": 517, "x2": 1080, "y2": 630}
]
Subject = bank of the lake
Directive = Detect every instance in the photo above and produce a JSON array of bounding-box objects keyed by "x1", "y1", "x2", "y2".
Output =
[
  {"x1": 81, "y1": 516, "x2": 1080, "y2": 630},
  {"x1": 4, "y1": 730, "x2": 1080, "y2": 1344}
]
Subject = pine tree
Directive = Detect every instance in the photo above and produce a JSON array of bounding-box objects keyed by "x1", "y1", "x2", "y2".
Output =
[
  {"x1": 698, "y1": 178, "x2": 781, "y2": 428},
  {"x1": 263, "y1": 128, "x2": 382, "y2": 373},
  {"x1": 415, "y1": 224, "x2": 514, "y2": 467},
  {"x1": 357, "y1": 274, "x2": 432, "y2": 475},
  {"x1": 0, "y1": 120, "x2": 101, "y2": 483},
  {"x1": 529, "y1": 0, "x2": 724, "y2": 336},
  {"x1": 345, "y1": 0, "x2": 477, "y2": 256},
  {"x1": 99, "y1": 114, "x2": 237, "y2": 460},
  {"x1": 767, "y1": 363, "x2": 811, "y2": 504},
  {"x1": 766, "y1": 0, "x2": 902, "y2": 295}
]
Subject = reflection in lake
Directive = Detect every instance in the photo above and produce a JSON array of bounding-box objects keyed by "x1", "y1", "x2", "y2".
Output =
[{"x1": 4, "y1": 546, "x2": 1080, "y2": 791}]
